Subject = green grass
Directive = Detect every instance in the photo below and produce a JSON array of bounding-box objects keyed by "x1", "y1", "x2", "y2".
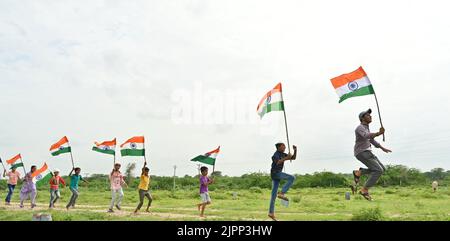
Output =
[{"x1": 0, "y1": 186, "x2": 449, "y2": 221}]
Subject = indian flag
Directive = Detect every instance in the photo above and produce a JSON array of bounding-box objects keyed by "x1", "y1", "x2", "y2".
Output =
[
  {"x1": 120, "y1": 136, "x2": 145, "y2": 156},
  {"x1": 10, "y1": 162, "x2": 24, "y2": 170},
  {"x1": 191, "y1": 146, "x2": 220, "y2": 165},
  {"x1": 31, "y1": 162, "x2": 52, "y2": 185},
  {"x1": 6, "y1": 153, "x2": 21, "y2": 165},
  {"x1": 50, "y1": 136, "x2": 71, "y2": 156},
  {"x1": 331, "y1": 66, "x2": 375, "y2": 103},
  {"x1": 257, "y1": 83, "x2": 284, "y2": 118},
  {"x1": 92, "y1": 138, "x2": 116, "y2": 155}
]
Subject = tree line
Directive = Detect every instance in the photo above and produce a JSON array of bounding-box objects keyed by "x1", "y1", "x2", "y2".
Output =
[{"x1": 1, "y1": 165, "x2": 448, "y2": 191}]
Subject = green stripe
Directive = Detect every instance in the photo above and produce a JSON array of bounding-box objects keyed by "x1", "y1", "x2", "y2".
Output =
[
  {"x1": 259, "y1": 101, "x2": 284, "y2": 118},
  {"x1": 339, "y1": 85, "x2": 375, "y2": 103},
  {"x1": 51, "y1": 147, "x2": 71, "y2": 156},
  {"x1": 121, "y1": 149, "x2": 145, "y2": 156},
  {"x1": 92, "y1": 146, "x2": 115, "y2": 155},
  {"x1": 36, "y1": 172, "x2": 53, "y2": 187},
  {"x1": 10, "y1": 162, "x2": 24, "y2": 169},
  {"x1": 191, "y1": 155, "x2": 216, "y2": 165}
]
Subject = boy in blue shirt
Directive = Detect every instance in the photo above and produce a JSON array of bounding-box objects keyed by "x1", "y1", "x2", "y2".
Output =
[{"x1": 66, "y1": 167, "x2": 89, "y2": 210}]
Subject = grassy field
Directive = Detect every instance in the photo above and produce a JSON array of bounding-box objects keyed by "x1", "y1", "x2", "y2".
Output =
[{"x1": 0, "y1": 186, "x2": 449, "y2": 221}]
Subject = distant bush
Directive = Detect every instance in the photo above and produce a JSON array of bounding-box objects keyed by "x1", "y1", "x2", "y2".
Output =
[
  {"x1": 352, "y1": 207, "x2": 384, "y2": 221},
  {"x1": 249, "y1": 187, "x2": 262, "y2": 193},
  {"x1": 2, "y1": 165, "x2": 446, "y2": 192}
]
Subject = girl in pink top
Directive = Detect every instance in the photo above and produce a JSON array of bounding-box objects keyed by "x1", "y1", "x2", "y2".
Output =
[
  {"x1": 108, "y1": 163, "x2": 128, "y2": 213},
  {"x1": 3, "y1": 167, "x2": 21, "y2": 205}
]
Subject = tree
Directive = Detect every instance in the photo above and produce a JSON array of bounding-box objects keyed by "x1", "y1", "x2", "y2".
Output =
[
  {"x1": 211, "y1": 171, "x2": 222, "y2": 177},
  {"x1": 426, "y1": 168, "x2": 446, "y2": 181}
]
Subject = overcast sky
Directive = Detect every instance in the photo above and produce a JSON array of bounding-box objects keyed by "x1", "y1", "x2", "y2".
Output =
[{"x1": 1, "y1": 0, "x2": 449, "y2": 177}]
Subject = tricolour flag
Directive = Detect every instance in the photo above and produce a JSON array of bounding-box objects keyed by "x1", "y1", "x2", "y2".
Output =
[
  {"x1": 330, "y1": 66, "x2": 375, "y2": 103},
  {"x1": 6, "y1": 154, "x2": 21, "y2": 165},
  {"x1": 10, "y1": 162, "x2": 24, "y2": 170},
  {"x1": 92, "y1": 138, "x2": 116, "y2": 155},
  {"x1": 257, "y1": 83, "x2": 284, "y2": 118},
  {"x1": 120, "y1": 136, "x2": 145, "y2": 156},
  {"x1": 191, "y1": 146, "x2": 220, "y2": 165},
  {"x1": 31, "y1": 163, "x2": 52, "y2": 185},
  {"x1": 50, "y1": 136, "x2": 71, "y2": 156}
]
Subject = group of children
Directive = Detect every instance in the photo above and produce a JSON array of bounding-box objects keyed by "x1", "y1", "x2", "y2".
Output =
[
  {"x1": 1, "y1": 162, "x2": 214, "y2": 217},
  {"x1": 2, "y1": 166, "x2": 87, "y2": 209}
]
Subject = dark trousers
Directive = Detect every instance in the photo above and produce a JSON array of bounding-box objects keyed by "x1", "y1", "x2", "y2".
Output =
[{"x1": 136, "y1": 189, "x2": 152, "y2": 210}]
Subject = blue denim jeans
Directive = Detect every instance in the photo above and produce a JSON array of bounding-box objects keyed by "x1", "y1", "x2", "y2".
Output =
[
  {"x1": 269, "y1": 172, "x2": 295, "y2": 213},
  {"x1": 5, "y1": 184, "x2": 16, "y2": 203}
]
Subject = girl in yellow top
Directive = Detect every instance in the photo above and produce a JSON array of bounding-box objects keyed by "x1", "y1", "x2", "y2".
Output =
[{"x1": 134, "y1": 161, "x2": 152, "y2": 214}]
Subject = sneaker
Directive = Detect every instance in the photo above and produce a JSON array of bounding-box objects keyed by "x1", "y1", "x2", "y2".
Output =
[
  {"x1": 31, "y1": 204, "x2": 36, "y2": 209},
  {"x1": 107, "y1": 209, "x2": 114, "y2": 213},
  {"x1": 115, "y1": 205, "x2": 121, "y2": 210},
  {"x1": 19, "y1": 205, "x2": 24, "y2": 208}
]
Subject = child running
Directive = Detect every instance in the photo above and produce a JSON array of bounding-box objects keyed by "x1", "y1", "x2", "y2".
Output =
[
  {"x1": 19, "y1": 165, "x2": 37, "y2": 209},
  {"x1": 108, "y1": 163, "x2": 127, "y2": 213},
  {"x1": 3, "y1": 167, "x2": 21, "y2": 205},
  {"x1": 66, "y1": 167, "x2": 88, "y2": 210},
  {"x1": 49, "y1": 169, "x2": 66, "y2": 208},
  {"x1": 197, "y1": 166, "x2": 214, "y2": 218},
  {"x1": 134, "y1": 161, "x2": 152, "y2": 214}
]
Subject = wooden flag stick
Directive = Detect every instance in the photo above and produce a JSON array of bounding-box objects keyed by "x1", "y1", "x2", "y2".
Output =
[
  {"x1": 20, "y1": 156, "x2": 27, "y2": 174},
  {"x1": 143, "y1": 136, "x2": 147, "y2": 164},
  {"x1": 68, "y1": 141, "x2": 75, "y2": 169},
  {"x1": 113, "y1": 137, "x2": 117, "y2": 165},
  {"x1": 0, "y1": 160, "x2": 6, "y2": 173},
  {"x1": 280, "y1": 90, "x2": 292, "y2": 161},
  {"x1": 373, "y1": 92, "x2": 385, "y2": 142}
]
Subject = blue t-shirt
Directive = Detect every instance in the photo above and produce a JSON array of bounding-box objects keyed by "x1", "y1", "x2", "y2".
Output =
[
  {"x1": 70, "y1": 174, "x2": 83, "y2": 189},
  {"x1": 271, "y1": 151, "x2": 287, "y2": 174}
]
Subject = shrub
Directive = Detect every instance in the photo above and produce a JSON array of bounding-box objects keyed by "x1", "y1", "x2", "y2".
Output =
[
  {"x1": 352, "y1": 207, "x2": 384, "y2": 221},
  {"x1": 249, "y1": 187, "x2": 263, "y2": 193}
]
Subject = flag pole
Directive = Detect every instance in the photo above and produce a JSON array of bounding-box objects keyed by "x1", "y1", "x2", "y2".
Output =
[
  {"x1": 143, "y1": 136, "x2": 147, "y2": 164},
  {"x1": 280, "y1": 90, "x2": 292, "y2": 160},
  {"x1": 68, "y1": 141, "x2": 75, "y2": 169},
  {"x1": 113, "y1": 138, "x2": 117, "y2": 165},
  {"x1": 0, "y1": 159, "x2": 6, "y2": 173},
  {"x1": 373, "y1": 92, "x2": 385, "y2": 142},
  {"x1": 20, "y1": 156, "x2": 27, "y2": 174}
]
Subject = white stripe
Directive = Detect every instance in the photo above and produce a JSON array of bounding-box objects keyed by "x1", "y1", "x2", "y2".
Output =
[
  {"x1": 121, "y1": 142, "x2": 144, "y2": 150},
  {"x1": 257, "y1": 92, "x2": 283, "y2": 114},
  {"x1": 207, "y1": 153, "x2": 218, "y2": 159},
  {"x1": 97, "y1": 145, "x2": 116, "y2": 150},
  {"x1": 335, "y1": 76, "x2": 372, "y2": 97},
  {"x1": 50, "y1": 143, "x2": 69, "y2": 152}
]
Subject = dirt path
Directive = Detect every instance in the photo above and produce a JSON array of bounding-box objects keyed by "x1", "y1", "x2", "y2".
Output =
[{"x1": 2, "y1": 202, "x2": 219, "y2": 219}]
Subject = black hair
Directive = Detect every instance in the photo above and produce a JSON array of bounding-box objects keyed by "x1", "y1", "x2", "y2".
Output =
[
  {"x1": 74, "y1": 167, "x2": 81, "y2": 172},
  {"x1": 200, "y1": 166, "x2": 208, "y2": 172},
  {"x1": 144, "y1": 167, "x2": 149, "y2": 172},
  {"x1": 275, "y1": 143, "x2": 284, "y2": 149},
  {"x1": 31, "y1": 165, "x2": 36, "y2": 170}
]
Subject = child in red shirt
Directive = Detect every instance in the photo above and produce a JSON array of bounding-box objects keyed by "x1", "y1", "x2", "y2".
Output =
[{"x1": 49, "y1": 169, "x2": 66, "y2": 208}]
